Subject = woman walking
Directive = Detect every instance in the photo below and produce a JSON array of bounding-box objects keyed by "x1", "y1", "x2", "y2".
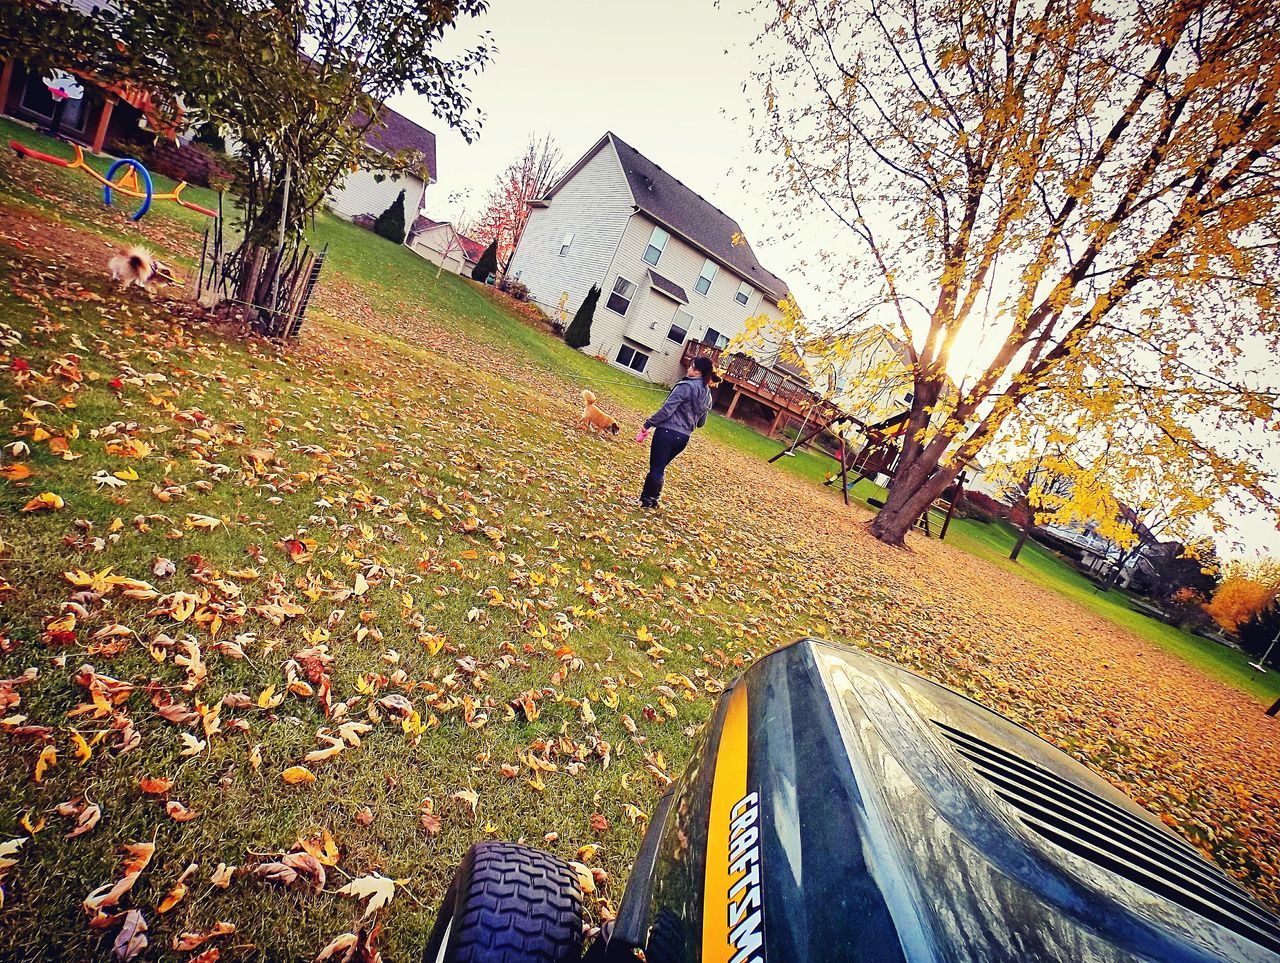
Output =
[{"x1": 639, "y1": 356, "x2": 716, "y2": 508}]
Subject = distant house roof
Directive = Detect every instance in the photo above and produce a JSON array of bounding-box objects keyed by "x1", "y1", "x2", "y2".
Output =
[
  {"x1": 456, "y1": 234, "x2": 486, "y2": 264},
  {"x1": 539, "y1": 132, "x2": 790, "y2": 303},
  {"x1": 353, "y1": 105, "x2": 437, "y2": 183},
  {"x1": 647, "y1": 270, "x2": 689, "y2": 304},
  {"x1": 408, "y1": 216, "x2": 484, "y2": 263},
  {"x1": 409, "y1": 215, "x2": 447, "y2": 234}
]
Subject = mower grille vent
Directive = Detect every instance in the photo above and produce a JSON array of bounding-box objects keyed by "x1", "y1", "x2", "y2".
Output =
[{"x1": 935, "y1": 720, "x2": 1280, "y2": 955}]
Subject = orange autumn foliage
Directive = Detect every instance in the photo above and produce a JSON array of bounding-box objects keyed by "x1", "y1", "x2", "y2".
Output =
[{"x1": 1205, "y1": 578, "x2": 1279, "y2": 635}]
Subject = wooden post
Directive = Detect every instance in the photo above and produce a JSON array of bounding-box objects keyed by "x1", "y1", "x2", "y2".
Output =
[
  {"x1": 839, "y1": 438, "x2": 850, "y2": 506},
  {"x1": 91, "y1": 95, "x2": 116, "y2": 154},
  {"x1": 725, "y1": 388, "x2": 743, "y2": 419},
  {"x1": 0, "y1": 60, "x2": 15, "y2": 115},
  {"x1": 939, "y1": 470, "x2": 966, "y2": 541},
  {"x1": 768, "y1": 406, "x2": 786, "y2": 438},
  {"x1": 1267, "y1": 698, "x2": 1280, "y2": 717}
]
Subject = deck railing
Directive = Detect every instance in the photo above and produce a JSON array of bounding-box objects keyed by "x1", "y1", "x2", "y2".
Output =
[{"x1": 681, "y1": 341, "x2": 841, "y2": 421}]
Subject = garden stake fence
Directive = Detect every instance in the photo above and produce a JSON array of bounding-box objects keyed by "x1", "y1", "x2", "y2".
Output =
[{"x1": 195, "y1": 209, "x2": 325, "y2": 338}]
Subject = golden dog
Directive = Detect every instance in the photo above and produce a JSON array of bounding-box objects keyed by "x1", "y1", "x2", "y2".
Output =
[{"x1": 578, "y1": 389, "x2": 620, "y2": 435}]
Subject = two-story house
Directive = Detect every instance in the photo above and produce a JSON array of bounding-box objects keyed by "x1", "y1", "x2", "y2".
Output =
[
  {"x1": 326, "y1": 106, "x2": 437, "y2": 242},
  {"x1": 506, "y1": 132, "x2": 792, "y2": 386}
]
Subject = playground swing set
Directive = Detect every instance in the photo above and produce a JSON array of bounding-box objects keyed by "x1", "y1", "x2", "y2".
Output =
[
  {"x1": 770, "y1": 408, "x2": 968, "y2": 540},
  {"x1": 9, "y1": 138, "x2": 218, "y2": 221}
]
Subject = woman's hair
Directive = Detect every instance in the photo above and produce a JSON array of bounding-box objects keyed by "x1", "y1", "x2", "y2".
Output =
[{"x1": 691, "y1": 355, "x2": 715, "y2": 385}]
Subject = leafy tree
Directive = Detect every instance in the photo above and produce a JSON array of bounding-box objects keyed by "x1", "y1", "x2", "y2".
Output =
[
  {"x1": 472, "y1": 133, "x2": 565, "y2": 266},
  {"x1": 1146, "y1": 539, "x2": 1219, "y2": 601},
  {"x1": 1206, "y1": 578, "x2": 1277, "y2": 635},
  {"x1": 749, "y1": 0, "x2": 1280, "y2": 546},
  {"x1": 373, "y1": 190, "x2": 408, "y2": 244},
  {"x1": 1, "y1": 0, "x2": 490, "y2": 327},
  {"x1": 564, "y1": 285, "x2": 599, "y2": 348},
  {"x1": 471, "y1": 239, "x2": 497, "y2": 283}
]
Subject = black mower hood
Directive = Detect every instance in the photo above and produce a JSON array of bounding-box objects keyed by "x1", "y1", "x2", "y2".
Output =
[{"x1": 627, "y1": 639, "x2": 1280, "y2": 963}]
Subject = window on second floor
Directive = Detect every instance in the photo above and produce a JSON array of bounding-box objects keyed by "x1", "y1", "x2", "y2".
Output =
[
  {"x1": 735, "y1": 281, "x2": 752, "y2": 306},
  {"x1": 694, "y1": 260, "x2": 718, "y2": 296},
  {"x1": 643, "y1": 225, "x2": 669, "y2": 266},
  {"x1": 606, "y1": 275, "x2": 636, "y2": 315},
  {"x1": 559, "y1": 232, "x2": 574, "y2": 256}
]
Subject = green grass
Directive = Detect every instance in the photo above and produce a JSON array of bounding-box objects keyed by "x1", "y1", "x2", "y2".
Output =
[
  {"x1": 7, "y1": 118, "x2": 1259, "y2": 706},
  {"x1": 2, "y1": 117, "x2": 1279, "y2": 959},
  {"x1": 278, "y1": 207, "x2": 1280, "y2": 705},
  {"x1": 946, "y1": 518, "x2": 1280, "y2": 701}
]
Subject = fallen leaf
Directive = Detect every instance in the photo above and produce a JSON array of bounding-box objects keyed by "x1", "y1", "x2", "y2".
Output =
[
  {"x1": 113, "y1": 909, "x2": 148, "y2": 961},
  {"x1": 336, "y1": 872, "x2": 396, "y2": 919},
  {"x1": 139, "y1": 776, "x2": 173, "y2": 795},
  {"x1": 57, "y1": 797, "x2": 101, "y2": 838},
  {"x1": 157, "y1": 862, "x2": 198, "y2": 913},
  {"x1": 282, "y1": 766, "x2": 317, "y2": 785},
  {"x1": 83, "y1": 842, "x2": 154, "y2": 915},
  {"x1": 315, "y1": 932, "x2": 357, "y2": 962},
  {"x1": 165, "y1": 800, "x2": 199, "y2": 822},
  {"x1": 34, "y1": 744, "x2": 56, "y2": 782},
  {"x1": 21, "y1": 492, "x2": 63, "y2": 513}
]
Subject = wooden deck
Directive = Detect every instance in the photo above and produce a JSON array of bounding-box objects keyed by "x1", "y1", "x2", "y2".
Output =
[{"x1": 680, "y1": 340, "x2": 842, "y2": 436}]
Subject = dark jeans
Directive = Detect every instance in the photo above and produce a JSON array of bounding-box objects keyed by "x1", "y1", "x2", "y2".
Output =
[{"x1": 641, "y1": 427, "x2": 690, "y2": 504}]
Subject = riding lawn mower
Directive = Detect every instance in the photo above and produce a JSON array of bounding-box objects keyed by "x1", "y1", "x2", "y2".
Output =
[{"x1": 421, "y1": 639, "x2": 1280, "y2": 962}]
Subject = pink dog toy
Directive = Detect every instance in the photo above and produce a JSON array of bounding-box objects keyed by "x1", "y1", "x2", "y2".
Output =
[{"x1": 636, "y1": 428, "x2": 651, "y2": 444}]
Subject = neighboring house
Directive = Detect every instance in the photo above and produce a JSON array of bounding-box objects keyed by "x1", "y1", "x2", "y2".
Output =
[
  {"x1": 807, "y1": 325, "x2": 916, "y2": 429},
  {"x1": 0, "y1": 57, "x2": 179, "y2": 155},
  {"x1": 406, "y1": 216, "x2": 484, "y2": 275},
  {"x1": 506, "y1": 131, "x2": 792, "y2": 386},
  {"x1": 326, "y1": 106, "x2": 437, "y2": 243}
]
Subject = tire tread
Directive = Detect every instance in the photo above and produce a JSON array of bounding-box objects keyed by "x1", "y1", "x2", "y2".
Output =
[{"x1": 445, "y1": 842, "x2": 584, "y2": 963}]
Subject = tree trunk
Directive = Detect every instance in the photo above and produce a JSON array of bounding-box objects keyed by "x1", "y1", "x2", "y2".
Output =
[
  {"x1": 867, "y1": 453, "x2": 960, "y2": 546},
  {"x1": 1009, "y1": 495, "x2": 1032, "y2": 561},
  {"x1": 1010, "y1": 525, "x2": 1031, "y2": 562},
  {"x1": 1103, "y1": 548, "x2": 1133, "y2": 591}
]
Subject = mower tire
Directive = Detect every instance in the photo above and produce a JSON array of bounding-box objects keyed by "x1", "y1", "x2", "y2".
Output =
[{"x1": 422, "y1": 841, "x2": 584, "y2": 963}]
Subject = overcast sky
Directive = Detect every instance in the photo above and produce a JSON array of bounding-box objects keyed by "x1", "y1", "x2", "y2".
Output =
[
  {"x1": 383, "y1": 0, "x2": 1280, "y2": 562},
  {"x1": 385, "y1": 0, "x2": 811, "y2": 292}
]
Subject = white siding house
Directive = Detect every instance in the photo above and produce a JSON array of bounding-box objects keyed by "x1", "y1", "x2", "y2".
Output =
[
  {"x1": 328, "y1": 169, "x2": 426, "y2": 238},
  {"x1": 506, "y1": 132, "x2": 793, "y2": 386},
  {"x1": 326, "y1": 106, "x2": 437, "y2": 242},
  {"x1": 406, "y1": 217, "x2": 484, "y2": 275}
]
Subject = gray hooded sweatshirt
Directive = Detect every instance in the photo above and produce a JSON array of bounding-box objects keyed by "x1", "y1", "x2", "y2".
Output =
[{"x1": 644, "y1": 377, "x2": 713, "y2": 436}]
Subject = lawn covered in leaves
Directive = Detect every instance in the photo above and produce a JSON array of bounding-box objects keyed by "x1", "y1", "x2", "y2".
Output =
[{"x1": 0, "y1": 140, "x2": 1278, "y2": 962}]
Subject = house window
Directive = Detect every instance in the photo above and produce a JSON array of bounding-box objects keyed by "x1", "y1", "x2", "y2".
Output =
[
  {"x1": 704, "y1": 327, "x2": 730, "y2": 350},
  {"x1": 606, "y1": 275, "x2": 636, "y2": 315},
  {"x1": 667, "y1": 308, "x2": 693, "y2": 345},
  {"x1": 694, "y1": 260, "x2": 718, "y2": 296},
  {"x1": 643, "y1": 225, "x2": 669, "y2": 266},
  {"x1": 559, "y1": 232, "x2": 574, "y2": 256},
  {"x1": 616, "y1": 343, "x2": 650, "y2": 373},
  {"x1": 21, "y1": 75, "x2": 87, "y2": 129},
  {"x1": 735, "y1": 281, "x2": 752, "y2": 306}
]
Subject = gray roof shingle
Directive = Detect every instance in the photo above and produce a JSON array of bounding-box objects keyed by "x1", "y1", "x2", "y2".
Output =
[
  {"x1": 353, "y1": 106, "x2": 437, "y2": 182},
  {"x1": 647, "y1": 270, "x2": 688, "y2": 303},
  {"x1": 606, "y1": 132, "x2": 789, "y2": 302}
]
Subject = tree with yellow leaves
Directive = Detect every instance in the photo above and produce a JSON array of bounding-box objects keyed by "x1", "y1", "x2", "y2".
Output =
[
  {"x1": 749, "y1": 0, "x2": 1280, "y2": 546},
  {"x1": 1206, "y1": 577, "x2": 1277, "y2": 634}
]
